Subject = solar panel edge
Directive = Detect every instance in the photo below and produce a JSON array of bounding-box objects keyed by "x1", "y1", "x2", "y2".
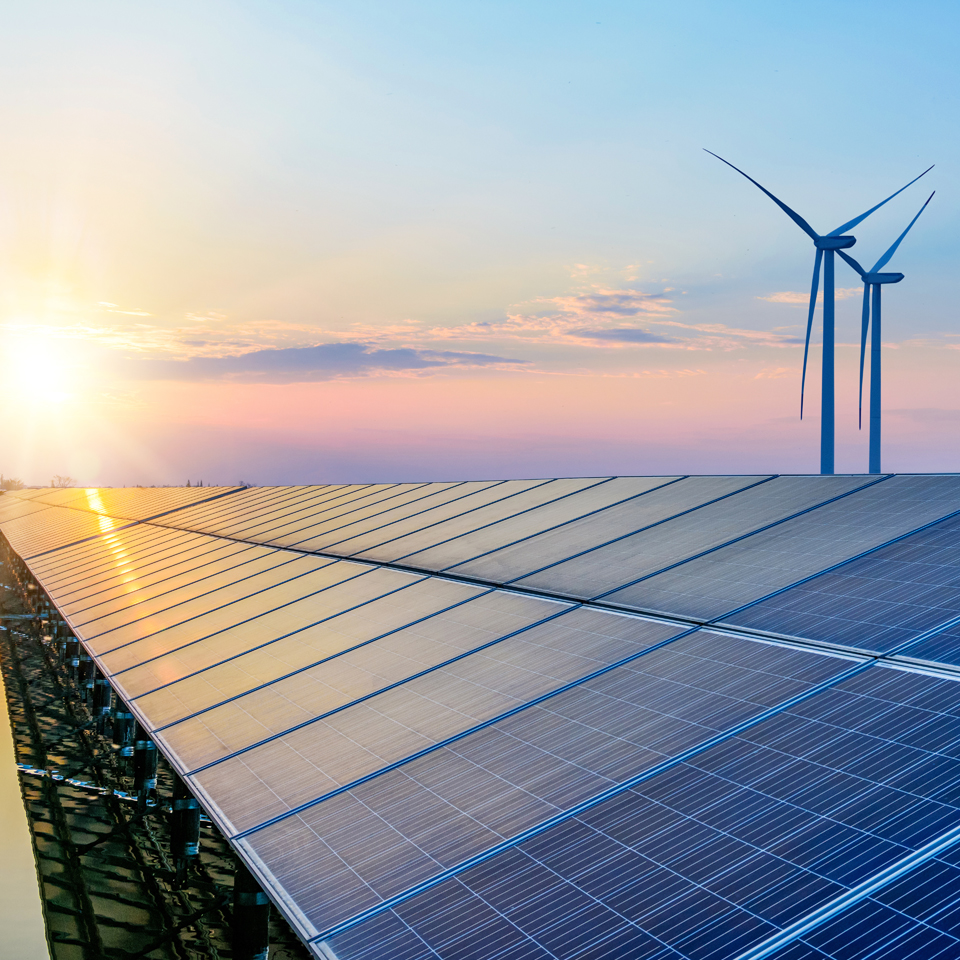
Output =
[
  {"x1": 219, "y1": 482, "x2": 439, "y2": 541},
  {"x1": 502, "y1": 475, "x2": 782, "y2": 590},
  {"x1": 285, "y1": 481, "x2": 509, "y2": 553}
]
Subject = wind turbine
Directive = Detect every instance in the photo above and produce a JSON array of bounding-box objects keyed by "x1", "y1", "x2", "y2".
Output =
[
  {"x1": 705, "y1": 150, "x2": 933, "y2": 474},
  {"x1": 838, "y1": 191, "x2": 935, "y2": 475}
]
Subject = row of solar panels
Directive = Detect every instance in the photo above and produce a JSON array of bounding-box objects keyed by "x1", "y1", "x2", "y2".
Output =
[
  {"x1": 7, "y1": 476, "x2": 960, "y2": 629},
  {"x1": 3, "y1": 479, "x2": 960, "y2": 960}
]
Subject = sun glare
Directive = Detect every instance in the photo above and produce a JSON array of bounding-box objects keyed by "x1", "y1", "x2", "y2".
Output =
[{"x1": 1, "y1": 329, "x2": 77, "y2": 405}]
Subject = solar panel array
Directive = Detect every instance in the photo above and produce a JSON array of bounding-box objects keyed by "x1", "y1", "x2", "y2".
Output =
[{"x1": 4, "y1": 475, "x2": 960, "y2": 960}]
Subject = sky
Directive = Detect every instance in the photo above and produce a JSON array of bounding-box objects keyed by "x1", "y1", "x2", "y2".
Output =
[{"x1": 1, "y1": 0, "x2": 958, "y2": 485}]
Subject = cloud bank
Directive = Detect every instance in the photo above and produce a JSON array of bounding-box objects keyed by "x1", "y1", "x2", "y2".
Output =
[{"x1": 123, "y1": 341, "x2": 529, "y2": 383}]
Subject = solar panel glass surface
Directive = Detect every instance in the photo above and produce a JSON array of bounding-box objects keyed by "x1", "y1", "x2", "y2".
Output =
[
  {"x1": 160, "y1": 590, "x2": 574, "y2": 771},
  {"x1": 222, "y1": 483, "x2": 439, "y2": 542},
  {"x1": 766, "y1": 847, "x2": 960, "y2": 960},
  {"x1": 287, "y1": 482, "x2": 510, "y2": 552},
  {"x1": 324, "y1": 481, "x2": 554, "y2": 557},
  {"x1": 606, "y1": 474, "x2": 960, "y2": 621},
  {"x1": 59, "y1": 540, "x2": 258, "y2": 615},
  {"x1": 215, "y1": 633, "x2": 849, "y2": 907},
  {"x1": 356, "y1": 478, "x2": 610, "y2": 564},
  {"x1": 72, "y1": 547, "x2": 299, "y2": 631},
  {"x1": 401, "y1": 477, "x2": 678, "y2": 573},
  {"x1": 509, "y1": 475, "x2": 871, "y2": 600},
  {"x1": 720, "y1": 514, "x2": 960, "y2": 653},
  {"x1": 111, "y1": 566, "x2": 426, "y2": 698},
  {"x1": 314, "y1": 664, "x2": 960, "y2": 960},
  {"x1": 138, "y1": 577, "x2": 489, "y2": 728}
]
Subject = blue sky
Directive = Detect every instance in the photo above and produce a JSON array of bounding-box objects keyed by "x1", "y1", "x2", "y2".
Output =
[{"x1": 0, "y1": 1, "x2": 957, "y2": 483}]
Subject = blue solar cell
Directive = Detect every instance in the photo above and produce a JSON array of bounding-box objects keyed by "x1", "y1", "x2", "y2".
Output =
[
  {"x1": 723, "y1": 514, "x2": 960, "y2": 653},
  {"x1": 767, "y1": 854, "x2": 960, "y2": 960},
  {"x1": 315, "y1": 665, "x2": 960, "y2": 960},
  {"x1": 900, "y1": 625, "x2": 960, "y2": 669},
  {"x1": 232, "y1": 635, "x2": 852, "y2": 936},
  {"x1": 604, "y1": 475, "x2": 960, "y2": 622}
]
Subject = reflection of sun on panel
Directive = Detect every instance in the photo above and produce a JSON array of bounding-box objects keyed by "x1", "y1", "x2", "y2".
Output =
[{"x1": 85, "y1": 488, "x2": 129, "y2": 567}]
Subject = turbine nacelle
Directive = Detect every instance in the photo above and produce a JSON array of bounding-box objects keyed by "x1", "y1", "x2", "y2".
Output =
[
  {"x1": 864, "y1": 272, "x2": 904, "y2": 285},
  {"x1": 815, "y1": 236, "x2": 856, "y2": 249}
]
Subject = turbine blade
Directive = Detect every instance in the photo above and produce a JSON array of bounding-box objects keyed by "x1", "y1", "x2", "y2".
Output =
[
  {"x1": 858, "y1": 283, "x2": 870, "y2": 430},
  {"x1": 871, "y1": 191, "x2": 935, "y2": 272},
  {"x1": 800, "y1": 248, "x2": 823, "y2": 420},
  {"x1": 837, "y1": 249, "x2": 866, "y2": 278},
  {"x1": 828, "y1": 165, "x2": 934, "y2": 236},
  {"x1": 704, "y1": 149, "x2": 819, "y2": 240}
]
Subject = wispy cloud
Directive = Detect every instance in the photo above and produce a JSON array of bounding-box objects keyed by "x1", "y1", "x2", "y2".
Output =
[
  {"x1": 758, "y1": 288, "x2": 861, "y2": 304},
  {"x1": 576, "y1": 328, "x2": 676, "y2": 344},
  {"x1": 97, "y1": 301, "x2": 153, "y2": 316}
]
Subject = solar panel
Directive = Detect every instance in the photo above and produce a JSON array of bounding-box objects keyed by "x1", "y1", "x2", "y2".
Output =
[
  {"x1": 605, "y1": 474, "x2": 960, "y2": 621},
  {"x1": 401, "y1": 476, "x2": 680, "y2": 573},
  {"x1": 766, "y1": 850, "x2": 960, "y2": 959},
  {"x1": 508, "y1": 475, "x2": 872, "y2": 600},
  {"x1": 159, "y1": 590, "x2": 576, "y2": 772},
  {"x1": 219, "y1": 633, "x2": 852, "y2": 928},
  {"x1": 153, "y1": 485, "x2": 324, "y2": 533},
  {"x1": 31, "y1": 524, "x2": 202, "y2": 583},
  {"x1": 225, "y1": 483, "x2": 449, "y2": 542},
  {"x1": 60, "y1": 539, "x2": 259, "y2": 616},
  {"x1": 897, "y1": 624, "x2": 960, "y2": 670},
  {"x1": 318, "y1": 480, "x2": 554, "y2": 556},
  {"x1": 721, "y1": 513, "x2": 960, "y2": 653},
  {"x1": 355, "y1": 478, "x2": 610, "y2": 564},
  {"x1": 101, "y1": 562, "x2": 400, "y2": 685},
  {"x1": 314, "y1": 664, "x2": 960, "y2": 960},
  {"x1": 138, "y1": 577, "x2": 490, "y2": 728},
  {"x1": 214, "y1": 484, "x2": 425, "y2": 541},
  {"x1": 7, "y1": 476, "x2": 960, "y2": 960},
  {"x1": 2, "y1": 504, "x2": 134, "y2": 558},
  {"x1": 286, "y1": 482, "x2": 517, "y2": 553},
  {"x1": 71, "y1": 547, "x2": 301, "y2": 630}
]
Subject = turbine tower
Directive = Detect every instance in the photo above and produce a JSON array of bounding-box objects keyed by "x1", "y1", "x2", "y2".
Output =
[
  {"x1": 838, "y1": 191, "x2": 935, "y2": 475},
  {"x1": 705, "y1": 151, "x2": 932, "y2": 474}
]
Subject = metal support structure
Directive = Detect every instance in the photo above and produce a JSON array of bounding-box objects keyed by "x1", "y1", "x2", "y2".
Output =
[
  {"x1": 233, "y1": 861, "x2": 271, "y2": 960},
  {"x1": 64, "y1": 637, "x2": 80, "y2": 684},
  {"x1": 77, "y1": 649, "x2": 95, "y2": 703},
  {"x1": 133, "y1": 721, "x2": 158, "y2": 808},
  {"x1": 113, "y1": 704, "x2": 136, "y2": 766},
  {"x1": 92, "y1": 669, "x2": 112, "y2": 732},
  {"x1": 171, "y1": 774, "x2": 201, "y2": 886}
]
